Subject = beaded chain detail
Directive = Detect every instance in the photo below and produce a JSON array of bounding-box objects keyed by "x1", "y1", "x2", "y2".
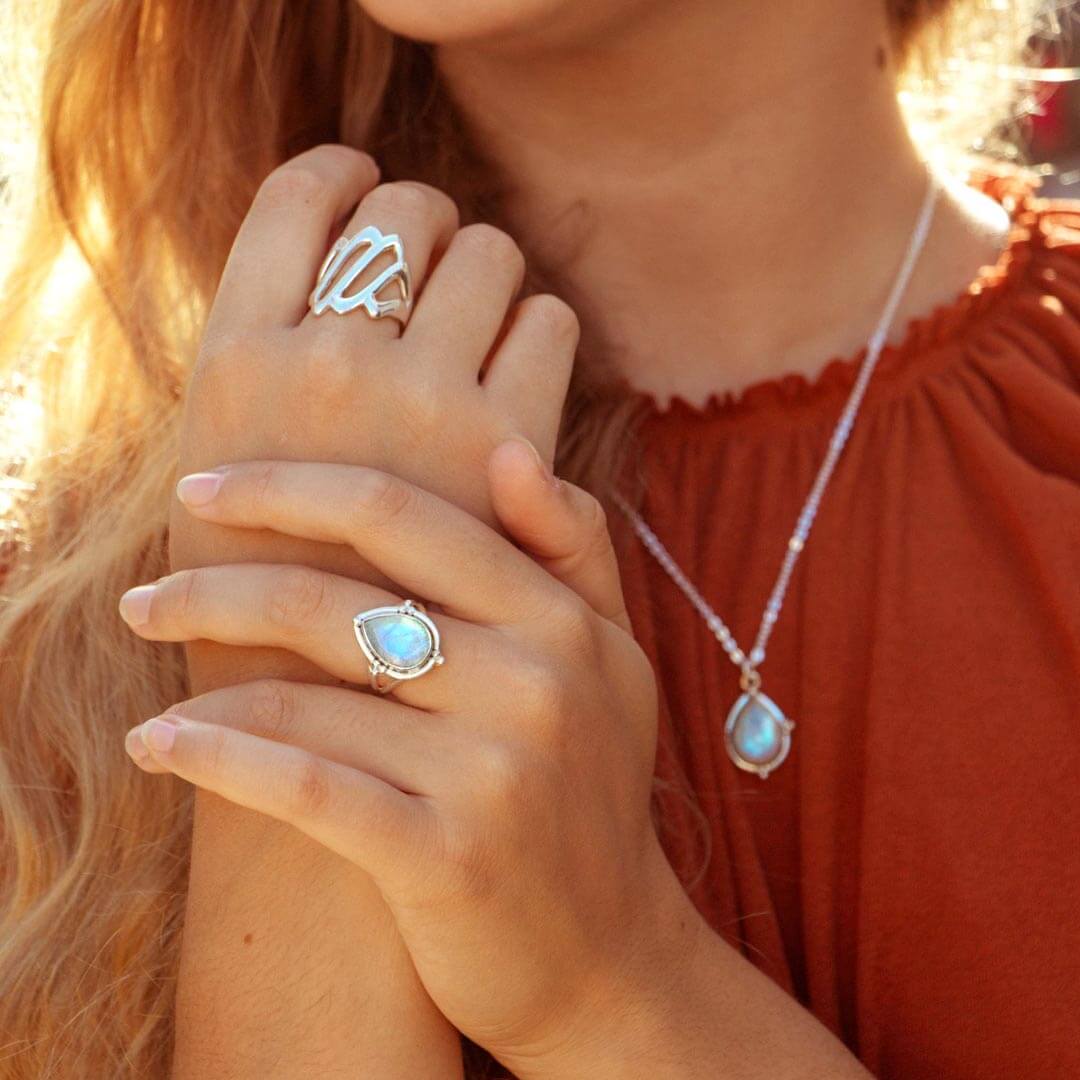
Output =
[{"x1": 615, "y1": 171, "x2": 940, "y2": 776}]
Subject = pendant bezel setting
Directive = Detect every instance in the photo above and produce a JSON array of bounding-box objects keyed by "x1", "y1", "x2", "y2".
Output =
[{"x1": 724, "y1": 690, "x2": 795, "y2": 779}]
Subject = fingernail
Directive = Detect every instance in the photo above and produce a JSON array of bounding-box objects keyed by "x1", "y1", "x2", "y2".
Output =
[
  {"x1": 518, "y1": 438, "x2": 557, "y2": 487},
  {"x1": 119, "y1": 585, "x2": 156, "y2": 627},
  {"x1": 176, "y1": 471, "x2": 224, "y2": 507},
  {"x1": 142, "y1": 715, "x2": 180, "y2": 753},
  {"x1": 124, "y1": 725, "x2": 150, "y2": 763}
]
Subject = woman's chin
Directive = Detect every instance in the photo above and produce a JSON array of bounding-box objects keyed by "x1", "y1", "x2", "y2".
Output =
[{"x1": 356, "y1": 0, "x2": 622, "y2": 48}]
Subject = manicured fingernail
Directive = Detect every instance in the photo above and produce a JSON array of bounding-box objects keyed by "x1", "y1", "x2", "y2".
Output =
[
  {"x1": 124, "y1": 725, "x2": 150, "y2": 763},
  {"x1": 176, "y1": 471, "x2": 224, "y2": 507},
  {"x1": 119, "y1": 585, "x2": 156, "y2": 626},
  {"x1": 142, "y1": 715, "x2": 180, "y2": 753}
]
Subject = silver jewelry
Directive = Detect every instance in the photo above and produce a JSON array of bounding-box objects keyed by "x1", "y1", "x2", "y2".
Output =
[
  {"x1": 617, "y1": 172, "x2": 939, "y2": 779},
  {"x1": 309, "y1": 225, "x2": 412, "y2": 321},
  {"x1": 353, "y1": 599, "x2": 444, "y2": 694}
]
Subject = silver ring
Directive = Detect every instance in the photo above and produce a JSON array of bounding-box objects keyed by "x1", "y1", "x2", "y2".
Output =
[
  {"x1": 353, "y1": 599, "x2": 444, "y2": 694},
  {"x1": 308, "y1": 225, "x2": 412, "y2": 322}
]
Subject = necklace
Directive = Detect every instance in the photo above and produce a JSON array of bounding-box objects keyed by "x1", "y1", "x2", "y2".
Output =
[{"x1": 616, "y1": 172, "x2": 940, "y2": 779}]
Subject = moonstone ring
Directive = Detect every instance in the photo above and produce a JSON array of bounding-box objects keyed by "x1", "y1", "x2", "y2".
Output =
[{"x1": 353, "y1": 599, "x2": 444, "y2": 694}]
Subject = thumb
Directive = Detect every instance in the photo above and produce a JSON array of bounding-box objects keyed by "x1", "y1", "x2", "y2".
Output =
[{"x1": 488, "y1": 438, "x2": 631, "y2": 632}]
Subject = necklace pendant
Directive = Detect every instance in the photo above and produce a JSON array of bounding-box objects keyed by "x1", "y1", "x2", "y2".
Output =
[{"x1": 724, "y1": 689, "x2": 795, "y2": 779}]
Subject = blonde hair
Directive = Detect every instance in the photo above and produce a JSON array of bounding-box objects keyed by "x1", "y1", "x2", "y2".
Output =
[{"x1": 0, "y1": 1, "x2": 1046, "y2": 1075}]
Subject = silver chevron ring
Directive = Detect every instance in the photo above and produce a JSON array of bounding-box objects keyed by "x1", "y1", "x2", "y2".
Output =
[
  {"x1": 308, "y1": 225, "x2": 412, "y2": 322},
  {"x1": 353, "y1": 599, "x2": 445, "y2": 694}
]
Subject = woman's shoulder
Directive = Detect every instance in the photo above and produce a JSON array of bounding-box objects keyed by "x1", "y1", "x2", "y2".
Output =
[
  {"x1": 888, "y1": 169, "x2": 1080, "y2": 417},
  {"x1": 852, "y1": 171, "x2": 1080, "y2": 494},
  {"x1": 954, "y1": 173, "x2": 1080, "y2": 482}
]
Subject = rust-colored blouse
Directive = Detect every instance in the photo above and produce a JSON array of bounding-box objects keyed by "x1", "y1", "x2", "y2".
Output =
[{"x1": 616, "y1": 177, "x2": 1080, "y2": 1078}]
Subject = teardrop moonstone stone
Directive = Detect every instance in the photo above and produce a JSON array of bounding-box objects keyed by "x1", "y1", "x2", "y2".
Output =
[
  {"x1": 365, "y1": 613, "x2": 433, "y2": 670},
  {"x1": 724, "y1": 691, "x2": 792, "y2": 777}
]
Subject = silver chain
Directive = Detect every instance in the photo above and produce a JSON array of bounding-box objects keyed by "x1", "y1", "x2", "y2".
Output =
[{"x1": 616, "y1": 172, "x2": 939, "y2": 691}]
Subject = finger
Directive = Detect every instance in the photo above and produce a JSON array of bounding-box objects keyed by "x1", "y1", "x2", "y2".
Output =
[
  {"x1": 125, "y1": 680, "x2": 452, "y2": 793},
  {"x1": 300, "y1": 180, "x2": 459, "y2": 342},
  {"x1": 488, "y1": 439, "x2": 631, "y2": 632},
  {"x1": 405, "y1": 224, "x2": 526, "y2": 371},
  {"x1": 126, "y1": 712, "x2": 429, "y2": 884},
  {"x1": 482, "y1": 294, "x2": 578, "y2": 462},
  {"x1": 174, "y1": 463, "x2": 562, "y2": 628},
  {"x1": 118, "y1": 564, "x2": 493, "y2": 711},
  {"x1": 209, "y1": 145, "x2": 381, "y2": 333}
]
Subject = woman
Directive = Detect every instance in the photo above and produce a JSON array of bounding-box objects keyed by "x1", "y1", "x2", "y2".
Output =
[{"x1": 1, "y1": 0, "x2": 1076, "y2": 1076}]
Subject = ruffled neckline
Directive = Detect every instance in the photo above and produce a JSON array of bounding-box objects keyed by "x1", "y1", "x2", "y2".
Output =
[{"x1": 633, "y1": 171, "x2": 1051, "y2": 425}]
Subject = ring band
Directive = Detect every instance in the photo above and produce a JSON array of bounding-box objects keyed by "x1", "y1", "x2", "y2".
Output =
[
  {"x1": 353, "y1": 599, "x2": 444, "y2": 694},
  {"x1": 309, "y1": 225, "x2": 412, "y2": 322}
]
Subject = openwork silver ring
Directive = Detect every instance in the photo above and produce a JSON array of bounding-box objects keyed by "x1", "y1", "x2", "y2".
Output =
[
  {"x1": 308, "y1": 225, "x2": 412, "y2": 322},
  {"x1": 353, "y1": 599, "x2": 444, "y2": 695}
]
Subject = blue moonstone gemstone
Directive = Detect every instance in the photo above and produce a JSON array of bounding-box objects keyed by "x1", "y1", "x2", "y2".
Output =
[
  {"x1": 365, "y1": 613, "x2": 433, "y2": 670},
  {"x1": 734, "y1": 702, "x2": 781, "y2": 762},
  {"x1": 724, "y1": 691, "x2": 792, "y2": 777}
]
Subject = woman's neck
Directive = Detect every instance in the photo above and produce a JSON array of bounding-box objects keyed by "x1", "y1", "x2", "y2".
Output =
[{"x1": 438, "y1": 0, "x2": 1008, "y2": 405}]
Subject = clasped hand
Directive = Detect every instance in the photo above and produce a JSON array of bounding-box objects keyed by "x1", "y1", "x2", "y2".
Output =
[{"x1": 120, "y1": 144, "x2": 702, "y2": 1076}]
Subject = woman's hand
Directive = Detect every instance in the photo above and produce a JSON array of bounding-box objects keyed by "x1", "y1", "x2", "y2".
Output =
[
  {"x1": 182, "y1": 142, "x2": 575, "y2": 508},
  {"x1": 173, "y1": 141, "x2": 578, "y2": 677},
  {"x1": 166, "y1": 143, "x2": 578, "y2": 1075},
  {"x1": 121, "y1": 450, "x2": 705, "y2": 1078}
]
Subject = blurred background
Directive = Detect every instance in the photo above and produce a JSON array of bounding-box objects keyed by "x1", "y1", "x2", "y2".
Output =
[{"x1": 1021, "y1": 2, "x2": 1080, "y2": 191}]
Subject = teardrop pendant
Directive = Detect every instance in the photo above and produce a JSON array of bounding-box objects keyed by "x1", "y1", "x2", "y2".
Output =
[{"x1": 724, "y1": 690, "x2": 795, "y2": 779}]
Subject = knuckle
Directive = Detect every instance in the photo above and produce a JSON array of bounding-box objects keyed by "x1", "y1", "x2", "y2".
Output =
[
  {"x1": 553, "y1": 492, "x2": 615, "y2": 591},
  {"x1": 511, "y1": 647, "x2": 585, "y2": 759},
  {"x1": 267, "y1": 566, "x2": 333, "y2": 633},
  {"x1": 294, "y1": 339, "x2": 360, "y2": 398},
  {"x1": 307, "y1": 143, "x2": 372, "y2": 173},
  {"x1": 364, "y1": 180, "x2": 444, "y2": 220},
  {"x1": 191, "y1": 333, "x2": 259, "y2": 396},
  {"x1": 166, "y1": 569, "x2": 203, "y2": 624},
  {"x1": 580, "y1": 491, "x2": 613, "y2": 559},
  {"x1": 242, "y1": 680, "x2": 295, "y2": 741},
  {"x1": 476, "y1": 741, "x2": 527, "y2": 806},
  {"x1": 256, "y1": 163, "x2": 330, "y2": 211},
  {"x1": 191, "y1": 722, "x2": 226, "y2": 779},
  {"x1": 289, "y1": 753, "x2": 332, "y2": 818},
  {"x1": 525, "y1": 293, "x2": 580, "y2": 346},
  {"x1": 559, "y1": 589, "x2": 594, "y2": 630},
  {"x1": 196, "y1": 331, "x2": 248, "y2": 370},
  {"x1": 516, "y1": 653, "x2": 568, "y2": 718},
  {"x1": 551, "y1": 591, "x2": 600, "y2": 657},
  {"x1": 458, "y1": 223, "x2": 524, "y2": 273},
  {"x1": 355, "y1": 468, "x2": 417, "y2": 530},
  {"x1": 390, "y1": 375, "x2": 445, "y2": 437},
  {"x1": 247, "y1": 460, "x2": 280, "y2": 512}
]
